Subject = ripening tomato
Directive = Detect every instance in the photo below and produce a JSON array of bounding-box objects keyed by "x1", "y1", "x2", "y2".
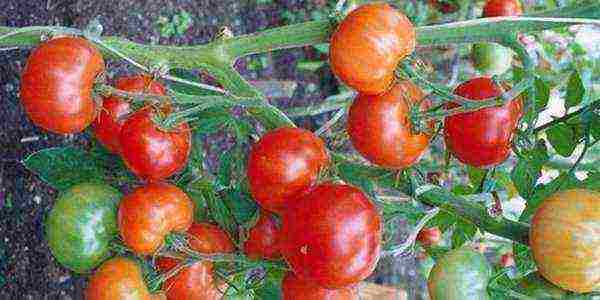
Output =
[
  {"x1": 416, "y1": 227, "x2": 441, "y2": 247},
  {"x1": 330, "y1": 3, "x2": 416, "y2": 95},
  {"x1": 530, "y1": 189, "x2": 600, "y2": 293},
  {"x1": 93, "y1": 74, "x2": 166, "y2": 153},
  {"x1": 282, "y1": 272, "x2": 359, "y2": 300},
  {"x1": 45, "y1": 183, "x2": 121, "y2": 273},
  {"x1": 499, "y1": 252, "x2": 515, "y2": 267},
  {"x1": 118, "y1": 183, "x2": 194, "y2": 255},
  {"x1": 472, "y1": 42, "x2": 513, "y2": 76},
  {"x1": 427, "y1": 0, "x2": 459, "y2": 14},
  {"x1": 86, "y1": 257, "x2": 164, "y2": 300},
  {"x1": 428, "y1": 248, "x2": 491, "y2": 300},
  {"x1": 120, "y1": 108, "x2": 191, "y2": 181},
  {"x1": 247, "y1": 127, "x2": 329, "y2": 214},
  {"x1": 243, "y1": 211, "x2": 281, "y2": 260},
  {"x1": 348, "y1": 81, "x2": 431, "y2": 169},
  {"x1": 482, "y1": 0, "x2": 523, "y2": 17},
  {"x1": 20, "y1": 37, "x2": 105, "y2": 134},
  {"x1": 281, "y1": 183, "x2": 382, "y2": 288},
  {"x1": 444, "y1": 77, "x2": 522, "y2": 168}
]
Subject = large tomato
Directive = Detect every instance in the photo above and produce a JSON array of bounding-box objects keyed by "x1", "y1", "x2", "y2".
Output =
[
  {"x1": 45, "y1": 182, "x2": 121, "y2": 273},
  {"x1": 20, "y1": 37, "x2": 104, "y2": 134},
  {"x1": 282, "y1": 272, "x2": 358, "y2": 300},
  {"x1": 444, "y1": 77, "x2": 522, "y2": 168},
  {"x1": 93, "y1": 74, "x2": 166, "y2": 153},
  {"x1": 428, "y1": 248, "x2": 491, "y2": 299},
  {"x1": 281, "y1": 183, "x2": 382, "y2": 288},
  {"x1": 348, "y1": 80, "x2": 431, "y2": 169},
  {"x1": 330, "y1": 3, "x2": 415, "y2": 95},
  {"x1": 120, "y1": 108, "x2": 191, "y2": 181},
  {"x1": 118, "y1": 183, "x2": 194, "y2": 255},
  {"x1": 416, "y1": 226, "x2": 441, "y2": 247},
  {"x1": 482, "y1": 0, "x2": 523, "y2": 17},
  {"x1": 243, "y1": 210, "x2": 281, "y2": 260},
  {"x1": 86, "y1": 257, "x2": 164, "y2": 300},
  {"x1": 247, "y1": 127, "x2": 329, "y2": 214},
  {"x1": 530, "y1": 189, "x2": 600, "y2": 293}
]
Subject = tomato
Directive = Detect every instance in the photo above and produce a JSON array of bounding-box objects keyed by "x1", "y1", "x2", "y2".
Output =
[
  {"x1": 93, "y1": 74, "x2": 166, "y2": 153},
  {"x1": 428, "y1": 248, "x2": 491, "y2": 300},
  {"x1": 86, "y1": 257, "x2": 164, "y2": 300},
  {"x1": 348, "y1": 80, "x2": 431, "y2": 169},
  {"x1": 444, "y1": 77, "x2": 522, "y2": 168},
  {"x1": 416, "y1": 226, "x2": 441, "y2": 247},
  {"x1": 499, "y1": 252, "x2": 515, "y2": 267},
  {"x1": 330, "y1": 3, "x2": 416, "y2": 95},
  {"x1": 530, "y1": 189, "x2": 600, "y2": 293},
  {"x1": 482, "y1": 0, "x2": 523, "y2": 17},
  {"x1": 118, "y1": 183, "x2": 194, "y2": 255},
  {"x1": 45, "y1": 182, "x2": 121, "y2": 273},
  {"x1": 247, "y1": 127, "x2": 329, "y2": 214},
  {"x1": 120, "y1": 108, "x2": 191, "y2": 181},
  {"x1": 186, "y1": 222, "x2": 235, "y2": 254},
  {"x1": 516, "y1": 272, "x2": 568, "y2": 299},
  {"x1": 427, "y1": 0, "x2": 459, "y2": 14},
  {"x1": 20, "y1": 37, "x2": 104, "y2": 134},
  {"x1": 243, "y1": 211, "x2": 281, "y2": 260},
  {"x1": 282, "y1": 272, "x2": 359, "y2": 300},
  {"x1": 281, "y1": 183, "x2": 382, "y2": 288},
  {"x1": 472, "y1": 42, "x2": 513, "y2": 76}
]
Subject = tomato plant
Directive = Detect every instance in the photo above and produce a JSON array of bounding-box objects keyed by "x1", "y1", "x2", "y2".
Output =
[
  {"x1": 428, "y1": 248, "x2": 491, "y2": 299},
  {"x1": 282, "y1": 272, "x2": 358, "y2": 300},
  {"x1": 86, "y1": 257, "x2": 163, "y2": 300},
  {"x1": 243, "y1": 210, "x2": 281, "y2": 260}
]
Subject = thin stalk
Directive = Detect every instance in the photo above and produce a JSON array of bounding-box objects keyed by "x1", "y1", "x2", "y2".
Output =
[{"x1": 533, "y1": 100, "x2": 599, "y2": 134}]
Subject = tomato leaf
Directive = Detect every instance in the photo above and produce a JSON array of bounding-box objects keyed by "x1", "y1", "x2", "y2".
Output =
[
  {"x1": 566, "y1": 71, "x2": 585, "y2": 109},
  {"x1": 534, "y1": 77, "x2": 550, "y2": 110},
  {"x1": 336, "y1": 161, "x2": 398, "y2": 197},
  {"x1": 546, "y1": 123, "x2": 579, "y2": 157},
  {"x1": 521, "y1": 172, "x2": 588, "y2": 220},
  {"x1": 186, "y1": 179, "x2": 238, "y2": 240},
  {"x1": 222, "y1": 187, "x2": 258, "y2": 228},
  {"x1": 451, "y1": 220, "x2": 477, "y2": 249}
]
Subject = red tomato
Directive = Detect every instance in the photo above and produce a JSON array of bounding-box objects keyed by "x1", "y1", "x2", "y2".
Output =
[
  {"x1": 247, "y1": 127, "x2": 329, "y2": 214},
  {"x1": 483, "y1": 0, "x2": 523, "y2": 17},
  {"x1": 187, "y1": 222, "x2": 235, "y2": 254},
  {"x1": 348, "y1": 80, "x2": 432, "y2": 169},
  {"x1": 444, "y1": 77, "x2": 522, "y2": 168},
  {"x1": 282, "y1": 272, "x2": 359, "y2": 300},
  {"x1": 93, "y1": 74, "x2": 166, "y2": 153},
  {"x1": 281, "y1": 183, "x2": 382, "y2": 288},
  {"x1": 243, "y1": 211, "x2": 281, "y2": 260},
  {"x1": 330, "y1": 3, "x2": 416, "y2": 95},
  {"x1": 427, "y1": 0, "x2": 460, "y2": 14},
  {"x1": 500, "y1": 252, "x2": 515, "y2": 267},
  {"x1": 120, "y1": 108, "x2": 191, "y2": 181},
  {"x1": 20, "y1": 37, "x2": 104, "y2": 134},
  {"x1": 118, "y1": 183, "x2": 194, "y2": 255},
  {"x1": 417, "y1": 227, "x2": 442, "y2": 247}
]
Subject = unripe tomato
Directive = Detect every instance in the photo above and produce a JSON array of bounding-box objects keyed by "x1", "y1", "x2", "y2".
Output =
[
  {"x1": 482, "y1": 0, "x2": 523, "y2": 17},
  {"x1": 20, "y1": 37, "x2": 104, "y2": 134},
  {"x1": 348, "y1": 80, "x2": 431, "y2": 169},
  {"x1": 427, "y1": 0, "x2": 459, "y2": 14},
  {"x1": 530, "y1": 189, "x2": 600, "y2": 293},
  {"x1": 118, "y1": 183, "x2": 194, "y2": 255},
  {"x1": 86, "y1": 257, "x2": 164, "y2": 300},
  {"x1": 243, "y1": 211, "x2": 281, "y2": 260},
  {"x1": 416, "y1": 226, "x2": 441, "y2": 247},
  {"x1": 281, "y1": 183, "x2": 382, "y2": 288},
  {"x1": 330, "y1": 3, "x2": 416, "y2": 95},
  {"x1": 93, "y1": 74, "x2": 166, "y2": 153},
  {"x1": 45, "y1": 182, "x2": 121, "y2": 273},
  {"x1": 247, "y1": 127, "x2": 329, "y2": 214},
  {"x1": 517, "y1": 272, "x2": 568, "y2": 299},
  {"x1": 499, "y1": 252, "x2": 515, "y2": 267},
  {"x1": 472, "y1": 42, "x2": 513, "y2": 76},
  {"x1": 120, "y1": 108, "x2": 191, "y2": 181},
  {"x1": 444, "y1": 77, "x2": 522, "y2": 168},
  {"x1": 282, "y1": 272, "x2": 359, "y2": 300},
  {"x1": 428, "y1": 248, "x2": 491, "y2": 300}
]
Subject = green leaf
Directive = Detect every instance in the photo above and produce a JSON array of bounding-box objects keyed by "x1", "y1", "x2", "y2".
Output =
[
  {"x1": 534, "y1": 77, "x2": 550, "y2": 110},
  {"x1": 511, "y1": 160, "x2": 540, "y2": 200},
  {"x1": 254, "y1": 267, "x2": 285, "y2": 299},
  {"x1": 169, "y1": 69, "x2": 220, "y2": 95},
  {"x1": 451, "y1": 220, "x2": 477, "y2": 249},
  {"x1": 192, "y1": 108, "x2": 233, "y2": 135},
  {"x1": 222, "y1": 187, "x2": 258, "y2": 227},
  {"x1": 186, "y1": 179, "x2": 238, "y2": 240},
  {"x1": 521, "y1": 172, "x2": 588, "y2": 220},
  {"x1": 547, "y1": 123, "x2": 579, "y2": 157},
  {"x1": 589, "y1": 113, "x2": 600, "y2": 140},
  {"x1": 336, "y1": 161, "x2": 397, "y2": 197},
  {"x1": 467, "y1": 166, "x2": 487, "y2": 189},
  {"x1": 312, "y1": 43, "x2": 329, "y2": 54},
  {"x1": 566, "y1": 71, "x2": 585, "y2": 109},
  {"x1": 23, "y1": 147, "x2": 106, "y2": 190}
]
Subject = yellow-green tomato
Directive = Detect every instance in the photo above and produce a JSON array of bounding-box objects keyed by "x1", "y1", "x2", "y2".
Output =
[
  {"x1": 472, "y1": 42, "x2": 513, "y2": 76},
  {"x1": 428, "y1": 248, "x2": 491, "y2": 300}
]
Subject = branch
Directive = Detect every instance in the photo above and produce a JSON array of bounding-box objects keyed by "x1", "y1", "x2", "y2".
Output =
[{"x1": 533, "y1": 100, "x2": 600, "y2": 134}]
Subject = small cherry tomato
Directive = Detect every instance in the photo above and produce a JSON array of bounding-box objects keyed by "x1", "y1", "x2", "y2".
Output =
[
  {"x1": 120, "y1": 108, "x2": 191, "y2": 181},
  {"x1": 428, "y1": 248, "x2": 491, "y2": 300},
  {"x1": 118, "y1": 183, "x2": 194, "y2": 255},
  {"x1": 281, "y1": 183, "x2": 382, "y2": 288},
  {"x1": 186, "y1": 222, "x2": 235, "y2": 254},
  {"x1": 247, "y1": 127, "x2": 329, "y2": 214},
  {"x1": 330, "y1": 3, "x2": 416, "y2": 95},
  {"x1": 282, "y1": 272, "x2": 359, "y2": 300},
  {"x1": 472, "y1": 42, "x2": 513, "y2": 76},
  {"x1": 482, "y1": 0, "x2": 523, "y2": 17},
  {"x1": 444, "y1": 77, "x2": 522, "y2": 168},
  {"x1": 243, "y1": 211, "x2": 281, "y2": 260},
  {"x1": 499, "y1": 252, "x2": 515, "y2": 267},
  {"x1": 86, "y1": 257, "x2": 164, "y2": 300},
  {"x1": 93, "y1": 74, "x2": 166, "y2": 153},
  {"x1": 427, "y1": 0, "x2": 460, "y2": 14},
  {"x1": 20, "y1": 37, "x2": 104, "y2": 134},
  {"x1": 348, "y1": 80, "x2": 432, "y2": 169},
  {"x1": 416, "y1": 227, "x2": 442, "y2": 247}
]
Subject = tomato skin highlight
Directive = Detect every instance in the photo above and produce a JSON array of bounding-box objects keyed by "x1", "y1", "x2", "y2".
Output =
[
  {"x1": 428, "y1": 248, "x2": 491, "y2": 300},
  {"x1": 330, "y1": 3, "x2": 415, "y2": 95},
  {"x1": 45, "y1": 182, "x2": 121, "y2": 273},
  {"x1": 443, "y1": 77, "x2": 522, "y2": 168},
  {"x1": 348, "y1": 81, "x2": 431, "y2": 169},
  {"x1": 119, "y1": 108, "x2": 191, "y2": 181},
  {"x1": 416, "y1": 227, "x2": 441, "y2": 247},
  {"x1": 93, "y1": 74, "x2": 166, "y2": 153},
  {"x1": 247, "y1": 127, "x2": 329, "y2": 214},
  {"x1": 20, "y1": 37, "x2": 105, "y2": 134},
  {"x1": 282, "y1": 272, "x2": 359, "y2": 300},
  {"x1": 281, "y1": 183, "x2": 382, "y2": 288},
  {"x1": 482, "y1": 0, "x2": 523, "y2": 17},
  {"x1": 118, "y1": 183, "x2": 194, "y2": 255},
  {"x1": 243, "y1": 211, "x2": 281, "y2": 260}
]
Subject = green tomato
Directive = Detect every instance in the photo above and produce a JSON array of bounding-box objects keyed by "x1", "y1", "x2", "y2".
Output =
[
  {"x1": 45, "y1": 182, "x2": 122, "y2": 273},
  {"x1": 428, "y1": 248, "x2": 491, "y2": 300},
  {"x1": 472, "y1": 43, "x2": 513, "y2": 76}
]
